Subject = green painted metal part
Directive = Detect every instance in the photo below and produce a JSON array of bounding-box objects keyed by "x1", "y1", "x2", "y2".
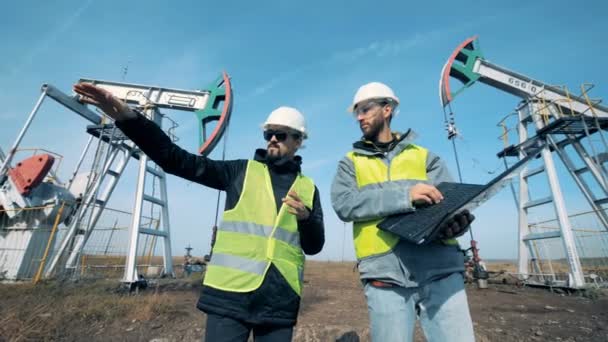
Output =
[
  {"x1": 195, "y1": 74, "x2": 226, "y2": 148},
  {"x1": 446, "y1": 38, "x2": 485, "y2": 102}
]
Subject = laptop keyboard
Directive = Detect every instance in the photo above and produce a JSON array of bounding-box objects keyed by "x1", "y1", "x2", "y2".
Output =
[{"x1": 380, "y1": 182, "x2": 485, "y2": 243}]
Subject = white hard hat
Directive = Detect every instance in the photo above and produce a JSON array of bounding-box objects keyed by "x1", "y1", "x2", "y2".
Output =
[
  {"x1": 347, "y1": 82, "x2": 400, "y2": 112},
  {"x1": 263, "y1": 106, "x2": 308, "y2": 139}
]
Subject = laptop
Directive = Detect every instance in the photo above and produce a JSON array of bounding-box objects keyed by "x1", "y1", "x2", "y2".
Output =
[{"x1": 377, "y1": 147, "x2": 542, "y2": 245}]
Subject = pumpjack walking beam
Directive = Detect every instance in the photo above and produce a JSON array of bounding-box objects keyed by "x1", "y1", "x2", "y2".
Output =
[{"x1": 440, "y1": 36, "x2": 608, "y2": 118}]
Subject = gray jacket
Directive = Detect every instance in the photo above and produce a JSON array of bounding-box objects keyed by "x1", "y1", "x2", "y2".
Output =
[{"x1": 331, "y1": 130, "x2": 464, "y2": 287}]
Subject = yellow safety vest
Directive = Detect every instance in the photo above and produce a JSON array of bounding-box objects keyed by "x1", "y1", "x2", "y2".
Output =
[
  {"x1": 347, "y1": 144, "x2": 457, "y2": 260},
  {"x1": 203, "y1": 160, "x2": 315, "y2": 296}
]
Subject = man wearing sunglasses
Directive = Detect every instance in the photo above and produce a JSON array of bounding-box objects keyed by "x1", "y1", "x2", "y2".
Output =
[
  {"x1": 330, "y1": 82, "x2": 475, "y2": 341},
  {"x1": 73, "y1": 83, "x2": 325, "y2": 342}
]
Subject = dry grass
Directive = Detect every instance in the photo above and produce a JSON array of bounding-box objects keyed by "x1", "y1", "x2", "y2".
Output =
[
  {"x1": 0, "y1": 302, "x2": 56, "y2": 342},
  {"x1": 127, "y1": 291, "x2": 178, "y2": 322},
  {"x1": 1, "y1": 261, "x2": 607, "y2": 341},
  {"x1": 0, "y1": 279, "x2": 199, "y2": 341}
]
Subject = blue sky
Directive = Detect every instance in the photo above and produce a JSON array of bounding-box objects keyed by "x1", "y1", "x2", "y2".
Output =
[{"x1": 2, "y1": 0, "x2": 608, "y2": 261}]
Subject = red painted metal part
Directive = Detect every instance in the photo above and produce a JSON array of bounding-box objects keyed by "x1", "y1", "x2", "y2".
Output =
[
  {"x1": 440, "y1": 35, "x2": 477, "y2": 107},
  {"x1": 198, "y1": 72, "x2": 233, "y2": 156},
  {"x1": 8, "y1": 154, "x2": 55, "y2": 195},
  {"x1": 470, "y1": 239, "x2": 482, "y2": 263}
]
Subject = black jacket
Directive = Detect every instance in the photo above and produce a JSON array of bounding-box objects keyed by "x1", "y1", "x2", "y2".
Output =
[{"x1": 116, "y1": 115, "x2": 325, "y2": 326}]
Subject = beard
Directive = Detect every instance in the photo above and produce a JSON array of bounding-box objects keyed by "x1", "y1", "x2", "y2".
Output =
[
  {"x1": 266, "y1": 144, "x2": 283, "y2": 162},
  {"x1": 362, "y1": 118, "x2": 384, "y2": 141}
]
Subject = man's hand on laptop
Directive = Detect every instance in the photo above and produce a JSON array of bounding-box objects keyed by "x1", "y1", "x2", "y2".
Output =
[
  {"x1": 409, "y1": 184, "x2": 444, "y2": 206},
  {"x1": 438, "y1": 210, "x2": 475, "y2": 239}
]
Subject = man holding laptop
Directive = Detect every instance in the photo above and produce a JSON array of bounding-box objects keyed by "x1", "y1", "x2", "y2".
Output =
[{"x1": 331, "y1": 82, "x2": 476, "y2": 342}]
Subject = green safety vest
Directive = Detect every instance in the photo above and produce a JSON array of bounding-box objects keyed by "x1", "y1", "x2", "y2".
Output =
[
  {"x1": 203, "y1": 160, "x2": 315, "y2": 295},
  {"x1": 347, "y1": 144, "x2": 457, "y2": 260}
]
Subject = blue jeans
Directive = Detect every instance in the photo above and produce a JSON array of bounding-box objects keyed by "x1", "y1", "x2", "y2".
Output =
[{"x1": 364, "y1": 272, "x2": 475, "y2": 342}]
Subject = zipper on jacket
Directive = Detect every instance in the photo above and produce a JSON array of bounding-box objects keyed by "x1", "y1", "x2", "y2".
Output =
[{"x1": 384, "y1": 152, "x2": 391, "y2": 181}]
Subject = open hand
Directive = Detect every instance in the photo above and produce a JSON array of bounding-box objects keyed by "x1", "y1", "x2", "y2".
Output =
[
  {"x1": 282, "y1": 190, "x2": 310, "y2": 220},
  {"x1": 438, "y1": 210, "x2": 475, "y2": 239},
  {"x1": 73, "y1": 83, "x2": 136, "y2": 121},
  {"x1": 409, "y1": 183, "x2": 444, "y2": 206}
]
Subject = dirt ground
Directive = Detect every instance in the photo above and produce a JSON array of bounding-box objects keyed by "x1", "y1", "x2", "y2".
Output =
[{"x1": 0, "y1": 261, "x2": 606, "y2": 342}]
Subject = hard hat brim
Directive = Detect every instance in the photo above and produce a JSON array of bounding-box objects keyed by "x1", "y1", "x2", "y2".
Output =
[{"x1": 347, "y1": 96, "x2": 400, "y2": 113}]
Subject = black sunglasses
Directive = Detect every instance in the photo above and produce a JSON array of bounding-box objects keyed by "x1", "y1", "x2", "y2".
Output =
[{"x1": 263, "y1": 130, "x2": 300, "y2": 142}]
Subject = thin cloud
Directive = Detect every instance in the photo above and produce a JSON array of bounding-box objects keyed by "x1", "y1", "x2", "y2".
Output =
[
  {"x1": 5, "y1": 0, "x2": 94, "y2": 79},
  {"x1": 246, "y1": 13, "x2": 506, "y2": 100},
  {"x1": 328, "y1": 34, "x2": 427, "y2": 63},
  {"x1": 246, "y1": 32, "x2": 439, "y2": 99}
]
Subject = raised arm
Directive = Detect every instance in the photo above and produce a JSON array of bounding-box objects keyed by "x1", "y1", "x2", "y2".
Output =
[{"x1": 73, "y1": 82, "x2": 242, "y2": 190}]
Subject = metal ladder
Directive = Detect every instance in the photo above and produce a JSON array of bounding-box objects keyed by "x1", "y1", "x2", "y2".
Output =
[
  {"x1": 34, "y1": 75, "x2": 230, "y2": 284},
  {"x1": 44, "y1": 125, "x2": 135, "y2": 277},
  {"x1": 122, "y1": 105, "x2": 174, "y2": 284}
]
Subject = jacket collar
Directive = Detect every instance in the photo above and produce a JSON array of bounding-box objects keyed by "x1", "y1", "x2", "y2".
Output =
[{"x1": 352, "y1": 129, "x2": 418, "y2": 156}]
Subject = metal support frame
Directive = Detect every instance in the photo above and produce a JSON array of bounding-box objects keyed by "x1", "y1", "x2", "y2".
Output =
[
  {"x1": 530, "y1": 102, "x2": 585, "y2": 288},
  {"x1": 0, "y1": 91, "x2": 48, "y2": 181},
  {"x1": 122, "y1": 91, "x2": 174, "y2": 283},
  {"x1": 510, "y1": 100, "x2": 608, "y2": 288},
  {"x1": 65, "y1": 145, "x2": 133, "y2": 269},
  {"x1": 517, "y1": 108, "x2": 533, "y2": 279},
  {"x1": 2, "y1": 74, "x2": 232, "y2": 283},
  {"x1": 440, "y1": 36, "x2": 608, "y2": 288},
  {"x1": 548, "y1": 137, "x2": 608, "y2": 229},
  {"x1": 45, "y1": 143, "x2": 133, "y2": 277}
]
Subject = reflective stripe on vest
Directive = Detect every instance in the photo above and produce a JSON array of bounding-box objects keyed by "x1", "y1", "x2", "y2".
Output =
[
  {"x1": 348, "y1": 145, "x2": 458, "y2": 259},
  {"x1": 218, "y1": 221, "x2": 302, "y2": 248},
  {"x1": 203, "y1": 160, "x2": 315, "y2": 295}
]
